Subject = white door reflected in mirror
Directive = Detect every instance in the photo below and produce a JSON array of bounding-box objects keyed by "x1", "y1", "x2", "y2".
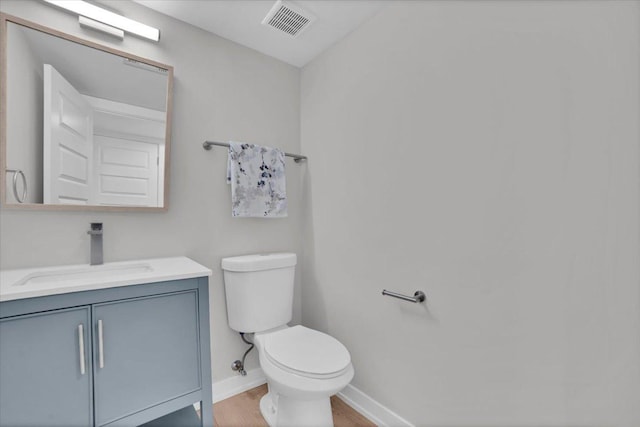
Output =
[
  {"x1": 43, "y1": 65, "x2": 164, "y2": 207},
  {"x1": 43, "y1": 64, "x2": 94, "y2": 205}
]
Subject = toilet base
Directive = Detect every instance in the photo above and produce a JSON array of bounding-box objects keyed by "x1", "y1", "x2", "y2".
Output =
[
  {"x1": 259, "y1": 392, "x2": 277, "y2": 427},
  {"x1": 259, "y1": 390, "x2": 334, "y2": 427}
]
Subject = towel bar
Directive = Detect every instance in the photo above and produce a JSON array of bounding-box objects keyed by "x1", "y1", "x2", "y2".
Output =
[
  {"x1": 382, "y1": 289, "x2": 426, "y2": 303},
  {"x1": 202, "y1": 141, "x2": 308, "y2": 163}
]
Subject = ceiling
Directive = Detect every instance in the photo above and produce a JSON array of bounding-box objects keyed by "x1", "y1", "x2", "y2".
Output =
[{"x1": 133, "y1": 0, "x2": 389, "y2": 67}]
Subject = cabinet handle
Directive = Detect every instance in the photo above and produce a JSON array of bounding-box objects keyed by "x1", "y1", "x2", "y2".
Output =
[
  {"x1": 78, "y1": 324, "x2": 86, "y2": 375},
  {"x1": 98, "y1": 319, "x2": 104, "y2": 369}
]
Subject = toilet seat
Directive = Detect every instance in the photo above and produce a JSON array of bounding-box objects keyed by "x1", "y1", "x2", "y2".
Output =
[{"x1": 263, "y1": 326, "x2": 351, "y2": 379}]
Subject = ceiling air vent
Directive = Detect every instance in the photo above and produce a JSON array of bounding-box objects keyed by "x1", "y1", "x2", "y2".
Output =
[{"x1": 262, "y1": 0, "x2": 316, "y2": 38}]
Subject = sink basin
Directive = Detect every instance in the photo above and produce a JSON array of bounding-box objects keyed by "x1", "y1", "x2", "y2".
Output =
[{"x1": 14, "y1": 263, "x2": 154, "y2": 287}]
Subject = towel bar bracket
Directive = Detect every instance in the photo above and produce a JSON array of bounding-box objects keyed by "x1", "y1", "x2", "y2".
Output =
[{"x1": 382, "y1": 289, "x2": 426, "y2": 303}]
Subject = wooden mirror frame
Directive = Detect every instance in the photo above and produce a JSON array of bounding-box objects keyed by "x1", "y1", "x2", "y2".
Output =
[{"x1": 0, "y1": 13, "x2": 173, "y2": 212}]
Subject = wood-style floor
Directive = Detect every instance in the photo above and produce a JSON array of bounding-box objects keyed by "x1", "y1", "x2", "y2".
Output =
[{"x1": 213, "y1": 384, "x2": 376, "y2": 427}]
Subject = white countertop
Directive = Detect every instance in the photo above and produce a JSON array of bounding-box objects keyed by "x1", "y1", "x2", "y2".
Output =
[{"x1": 0, "y1": 256, "x2": 212, "y2": 302}]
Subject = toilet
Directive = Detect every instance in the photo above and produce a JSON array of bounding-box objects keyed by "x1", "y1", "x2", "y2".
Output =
[{"x1": 221, "y1": 253, "x2": 354, "y2": 427}]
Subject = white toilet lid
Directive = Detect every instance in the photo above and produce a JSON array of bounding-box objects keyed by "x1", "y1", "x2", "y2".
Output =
[{"x1": 263, "y1": 326, "x2": 351, "y2": 377}]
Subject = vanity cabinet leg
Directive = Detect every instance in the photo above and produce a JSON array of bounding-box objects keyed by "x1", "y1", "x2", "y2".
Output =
[{"x1": 198, "y1": 277, "x2": 214, "y2": 427}]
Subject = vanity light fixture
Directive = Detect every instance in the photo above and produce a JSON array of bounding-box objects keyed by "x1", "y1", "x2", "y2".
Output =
[
  {"x1": 42, "y1": 0, "x2": 160, "y2": 42},
  {"x1": 78, "y1": 16, "x2": 124, "y2": 40}
]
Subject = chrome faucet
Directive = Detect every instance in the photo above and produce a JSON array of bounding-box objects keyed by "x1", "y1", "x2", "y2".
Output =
[{"x1": 87, "y1": 223, "x2": 103, "y2": 265}]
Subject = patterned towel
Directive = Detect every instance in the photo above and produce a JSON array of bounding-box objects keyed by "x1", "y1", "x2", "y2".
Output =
[{"x1": 226, "y1": 141, "x2": 287, "y2": 217}]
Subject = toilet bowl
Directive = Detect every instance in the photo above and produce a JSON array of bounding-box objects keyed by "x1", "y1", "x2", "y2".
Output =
[
  {"x1": 221, "y1": 253, "x2": 354, "y2": 427},
  {"x1": 255, "y1": 325, "x2": 354, "y2": 426}
]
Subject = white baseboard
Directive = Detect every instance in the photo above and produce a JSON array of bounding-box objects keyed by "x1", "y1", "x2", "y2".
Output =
[
  {"x1": 337, "y1": 384, "x2": 414, "y2": 427},
  {"x1": 212, "y1": 367, "x2": 267, "y2": 403}
]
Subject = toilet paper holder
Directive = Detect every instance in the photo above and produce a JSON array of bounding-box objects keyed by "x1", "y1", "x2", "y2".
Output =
[{"x1": 382, "y1": 289, "x2": 426, "y2": 303}]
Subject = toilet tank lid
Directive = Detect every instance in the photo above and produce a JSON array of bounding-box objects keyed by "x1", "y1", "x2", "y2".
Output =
[{"x1": 221, "y1": 253, "x2": 297, "y2": 272}]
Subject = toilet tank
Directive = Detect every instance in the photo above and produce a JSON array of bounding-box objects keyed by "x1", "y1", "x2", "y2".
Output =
[{"x1": 221, "y1": 253, "x2": 296, "y2": 333}]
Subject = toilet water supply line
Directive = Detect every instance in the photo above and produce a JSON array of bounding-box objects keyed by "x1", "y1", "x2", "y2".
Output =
[{"x1": 232, "y1": 332, "x2": 254, "y2": 376}]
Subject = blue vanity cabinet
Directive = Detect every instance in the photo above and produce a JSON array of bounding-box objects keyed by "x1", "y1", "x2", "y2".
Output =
[
  {"x1": 0, "y1": 276, "x2": 213, "y2": 427},
  {"x1": 0, "y1": 306, "x2": 93, "y2": 427},
  {"x1": 93, "y1": 291, "x2": 201, "y2": 426}
]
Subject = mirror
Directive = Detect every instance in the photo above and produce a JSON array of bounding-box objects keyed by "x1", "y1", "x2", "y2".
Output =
[{"x1": 1, "y1": 14, "x2": 173, "y2": 210}]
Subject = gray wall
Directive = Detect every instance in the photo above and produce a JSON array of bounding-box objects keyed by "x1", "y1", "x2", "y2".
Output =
[
  {"x1": 301, "y1": 1, "x2": 640, "y2": 425},
  {"x1": 6, "y1": 22, "x2": 42, "y2": 203},
  {"x1": 0, "y1": 0, "x2": 303, "y2": 382}
]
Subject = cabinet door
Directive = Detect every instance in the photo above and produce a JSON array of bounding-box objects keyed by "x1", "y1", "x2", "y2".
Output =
[
  {"x1": 0, "y1": 307, "x2": 92, "y2": 427},
  {"x1": 93, "y1": 291, "x2": 201, "y2": 426}
]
